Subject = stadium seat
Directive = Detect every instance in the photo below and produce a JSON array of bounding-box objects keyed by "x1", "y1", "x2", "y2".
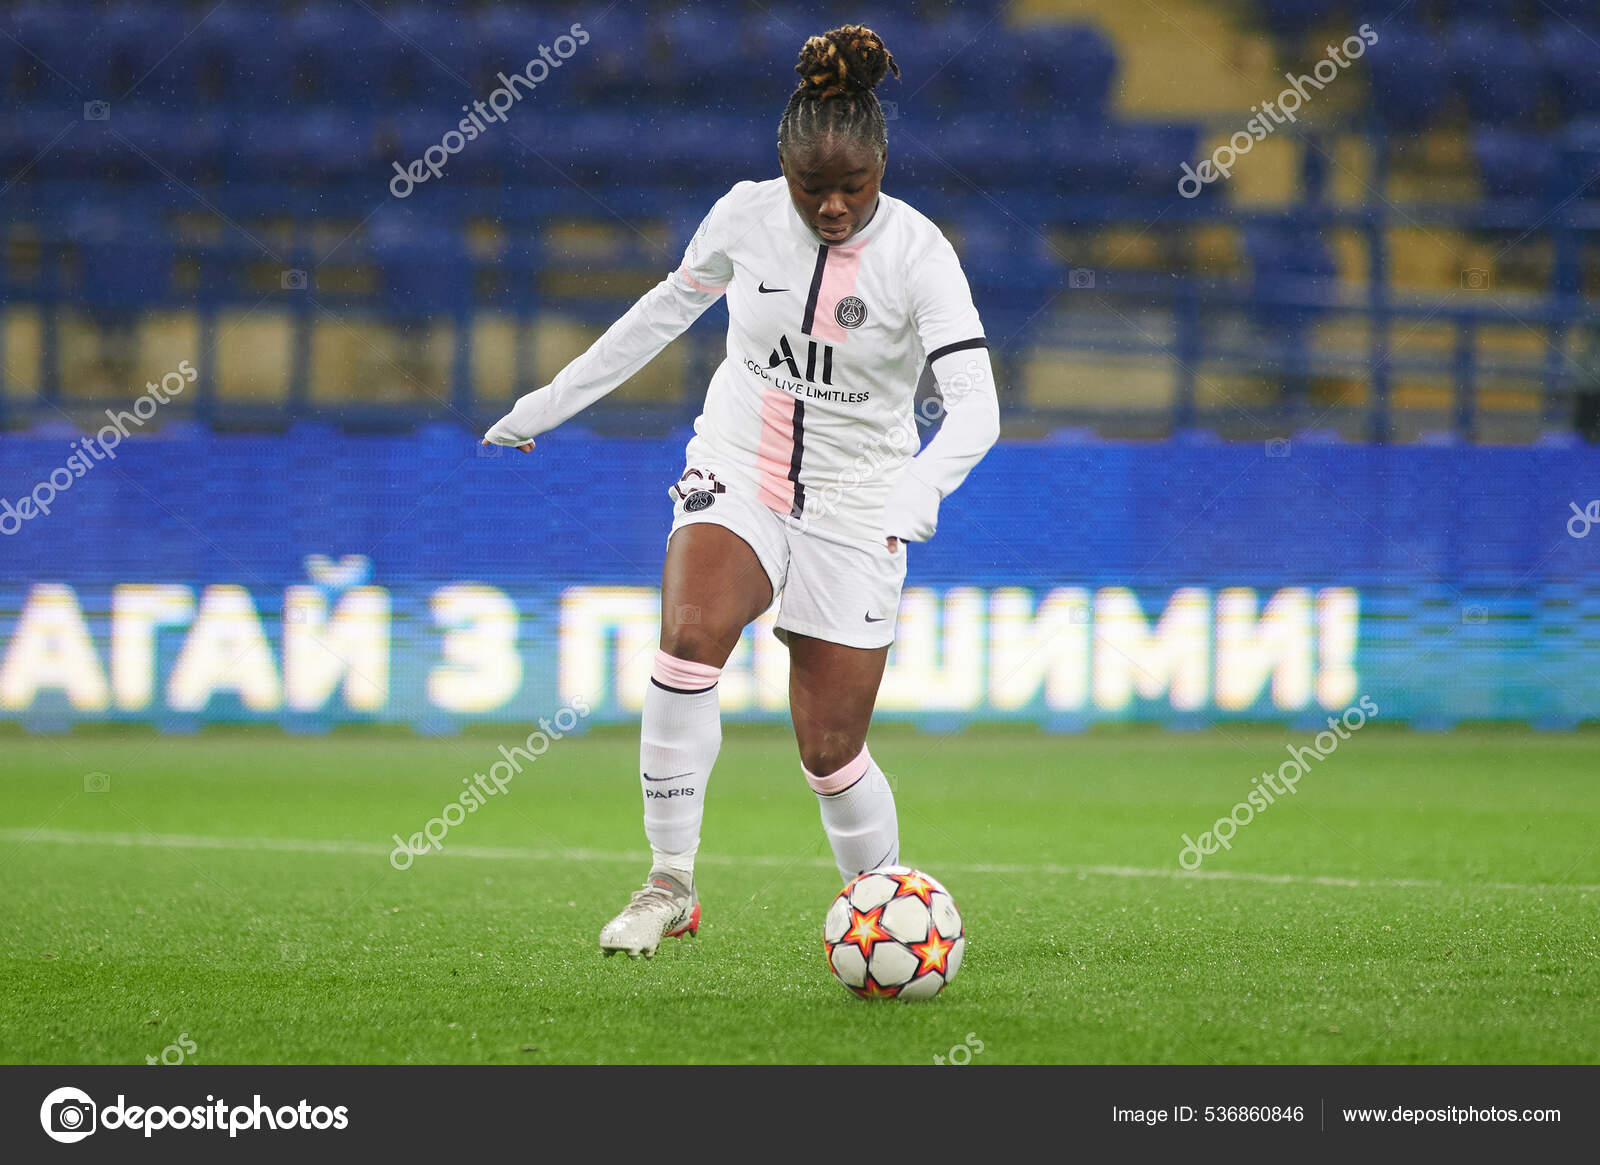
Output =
[
  {"x1": 383, "y1": 108, "x2": 506, "y2": 185},
  {"x1": 185, "y1": 2, "x2": 287, "y2": 106},
  {"x1": 1256, "y1": 0, "x2": 1349, "y2": 38},
  {"x1": 917, "y1": 17, "x2": 1003, "y2": 112},
  {"x1": 1474, "y1": 128, "x2": 1560, "y2": 201},
  {"x1": 1366, "y1": 24, "x2": 1452, "y2": 130},
  {"x1": 368, "y1": 215, "x2": 471, "y2": 319},
  {"x1": 530, "y1": 109, "x2": 637, "y2": 188},
  {"x1": 647, "y1": 8, "x2": 757, "y2": 100},
  {"x1": 736, "y1": 3, "x2": 808, "y2": 77},
  {"x1": 64, "y1": 205, "x2": 172, "y2": 311},
  {"x1": 229, "y1": 110, "x2": 375, "y2": 183},
  {"x1": 101, "y1": 0, "x2": 191, "y2": 101},
  {"x1": 1537, "y1": 0, "x2": 1600, "y2": 17},
  {"x1": 571, "y1": 11, "x2": 648, "y2": 102},
  {"x1": 956, "y1": 215, "x2": 1063, "y2": 305},
  {"x1": 931, "y1": 115, "x2": 1039, "y2": 195},
  {"x1": 1558, "y1": 118, "x2": 1600, "y2": 203},
  {"x1": 9, "y1": 0, "x2": 100, "y2": 100},
  {"x1": 1444, "y1": 0, "x2": 1515, "y2": 18},
  {"x1": 470, "y1": 5, "x2": 583, "y2": 95},
  {"x1": 1246, "y1": 223, "x2": 1336, "y2": 334},
  {"x1": 665, "y1": 113, "x2": 770, "y2": 191},
  {"x1": 918, "y1": 11, "x2": 1002, "y2": 111},
  {"x1": 0, "y1": 30, "x2": 15, "y2": 100},
  {"x1": 105, "y1": 110, "x2": 231, "y2": 184},
  {"x1": 1448, "y1": 20, "x2": 1546, "y2": 124},
  {"x1": 0, "y1": 111, "x2": 73, "y2": 182},
  {"x1": 289, "y1": 6, "x2": 379, "y2": 107},
  {"x1": 1039, "y1": 122, "x2": 1201, "y2": 198},
  {"x1": 379, "y1": 6, "x2": 480, "y2": 105},
  {"x1": 42, "y1": 110, "x2": 125, "y2": 180},
  {"x1": 1539, "y1": 21, "x2": 1600, "y2": 119},
  {"x1": 1015, "y1": 25, "x2": 1117, "y2": 119},
  {"x1": 470, "y1": 5, "x2": 548, "y2": 62}
]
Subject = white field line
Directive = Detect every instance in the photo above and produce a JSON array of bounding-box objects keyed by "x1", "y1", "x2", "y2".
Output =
[{"x1": 1, "y1": 827, "x2": 1595, "y2": 894}]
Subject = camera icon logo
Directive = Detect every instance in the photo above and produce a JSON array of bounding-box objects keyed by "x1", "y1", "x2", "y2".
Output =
[
  {"x1": 1461, "y1": 604, "x2": 1488, "y2": 625},
  {"x1": 40, "y1": 1086, "x2": 96, "y2": 1143},
  {"x1": 83, "y1": 771, "x2": 110, "y2": 793},
  {"x1": 281, "y1": 269, "x2": 309, "y2": 291},
  {"x1": 83, "y1": 100, "x2": 110, "y2": 121},
  {"x1": 1068, "y1": 268, "x2": 1095, "y2": 289},
  {"x1": 475, "y1": 442, "x2": 503, "y2": 459},
  {"x1": 1265, "y1": 438, "x2": 1292, "y2": 458},
  {"x1": 1460, "y1": 268, "x2": 1490, "y2": 291},
  {"x1": 880, "y1": 100, "x2": 899, "y2": 121}
]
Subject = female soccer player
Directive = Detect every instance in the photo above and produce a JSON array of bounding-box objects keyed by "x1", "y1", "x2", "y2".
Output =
[{"x1": 484, "y1": 25, "x2": 999, "y2": 957}]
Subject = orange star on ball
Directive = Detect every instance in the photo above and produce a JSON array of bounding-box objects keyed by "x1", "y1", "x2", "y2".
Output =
[
  {"x1": 910, "y1": 922, "x2": 956, "y2": 978},
  {"x1": 840, "y1": 904, "x2": 892, "y2": 960},
  {"x1": 888, "y1": 870, "x2": 937, "y2": 905}
]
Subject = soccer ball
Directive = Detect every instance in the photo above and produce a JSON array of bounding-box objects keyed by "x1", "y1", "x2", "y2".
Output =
[{"x1": 823, "y1": 866, "x2": 964, "y2": 1000}]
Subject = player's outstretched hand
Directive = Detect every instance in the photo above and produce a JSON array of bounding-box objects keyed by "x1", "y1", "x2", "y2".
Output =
[{"x1": 482, "y1": 438, "x2": 534, "y2": 454}]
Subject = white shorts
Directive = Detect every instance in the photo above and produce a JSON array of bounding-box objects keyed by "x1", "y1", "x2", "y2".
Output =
[{"x1": 666, "y1": 464, "x2": 907, "y2": 649}]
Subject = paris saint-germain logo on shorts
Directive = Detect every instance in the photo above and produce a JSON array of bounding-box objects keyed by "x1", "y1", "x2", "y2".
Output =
[
  {"x1": 834, "y1": 296, "x2": 867, "y2": 329},
  {"x1": 684, "y1": 490, "x2": 716, "y2": 512}
]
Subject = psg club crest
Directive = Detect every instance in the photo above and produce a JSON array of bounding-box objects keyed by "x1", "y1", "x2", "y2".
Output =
[
  {"x1": 672, "y1": 464, "x2": 729, "y2": 508},
  {"x1": 672, "y1": 467, "x2": 726, "y2": 513},
  {"x1": 834, "y1": 296, "x2": 868, "y2": 329}
]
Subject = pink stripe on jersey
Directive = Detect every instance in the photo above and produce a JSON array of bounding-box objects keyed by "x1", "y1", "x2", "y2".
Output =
[
  {"x1": 754, "y1": 387, "x2": 797, "y2": 515},
  {"x1": 807, "y1": 243, "x2": 865, "y2": 343},
  {"x1": 676, "y1": 264, "x2": 727, "y2": 295},
  {"x1": 804, "y1": 745, "x2": 874, "y2": 795},
  {"x1": 652, "y1": 650, "x2": 722, "y2": 689}
]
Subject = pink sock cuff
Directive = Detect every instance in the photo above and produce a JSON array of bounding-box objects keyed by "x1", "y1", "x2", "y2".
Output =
[
  {"x1": 652, "y1": 650, "x2": 722, "y2": 691},
  {"x1": 804, "y1": 745, "x2": 873, "y2": 795}
]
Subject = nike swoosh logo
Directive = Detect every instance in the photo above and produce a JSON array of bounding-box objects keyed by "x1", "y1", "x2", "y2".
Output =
[
  {"x1": 864, "y1": 612, "x2": 886, "y2": 623},
  {"x1": 758, "y1": 282, "x2": 788, "y2": 293},
  {"x1": 642, "y1": 771, "x2": 696, "y2": 782}
]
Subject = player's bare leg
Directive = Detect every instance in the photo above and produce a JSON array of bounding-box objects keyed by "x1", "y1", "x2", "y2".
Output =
[
  {"x1": 786, "y1": 634, "x2": 899, "y2": 883},
  {"x1": 599, "y1": 523, "x2": 773, "y2": 957},
  {"x1": 658, "y1": 523, "x2": 774, "y2": 664}
]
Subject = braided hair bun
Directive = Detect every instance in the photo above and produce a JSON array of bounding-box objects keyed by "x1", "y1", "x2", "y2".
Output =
[{"x1": 794, "y1": 24, "x2": 899, "y2": 100}]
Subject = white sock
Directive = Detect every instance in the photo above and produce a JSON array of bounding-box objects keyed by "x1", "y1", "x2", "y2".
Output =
[
  {"x1": 640, "y1": 650, "x2": 722, "y2": 879},
  {"x1": 806, "y1": 745, "x2": 899, "y2": 883}
]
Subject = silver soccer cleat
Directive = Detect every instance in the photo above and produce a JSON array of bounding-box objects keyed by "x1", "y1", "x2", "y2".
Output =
[{"x1": 598, "y1": 870, "x2": 700, "y2": 959}]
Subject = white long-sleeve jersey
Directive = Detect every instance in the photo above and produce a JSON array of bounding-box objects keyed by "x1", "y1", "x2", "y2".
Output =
[{"x1": 485, "y1": 177, "x2": 999, "y2": 544}]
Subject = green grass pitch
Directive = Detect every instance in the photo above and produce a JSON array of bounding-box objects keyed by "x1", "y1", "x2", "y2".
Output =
[{"x1": 1, "y1": 724, "x2": 1597, "y2": 1065}]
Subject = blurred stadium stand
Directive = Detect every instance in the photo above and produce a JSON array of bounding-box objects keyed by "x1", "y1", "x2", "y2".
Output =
[{"x1": 0, "y1": 0, "x2": 1598, "y2": 443}]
